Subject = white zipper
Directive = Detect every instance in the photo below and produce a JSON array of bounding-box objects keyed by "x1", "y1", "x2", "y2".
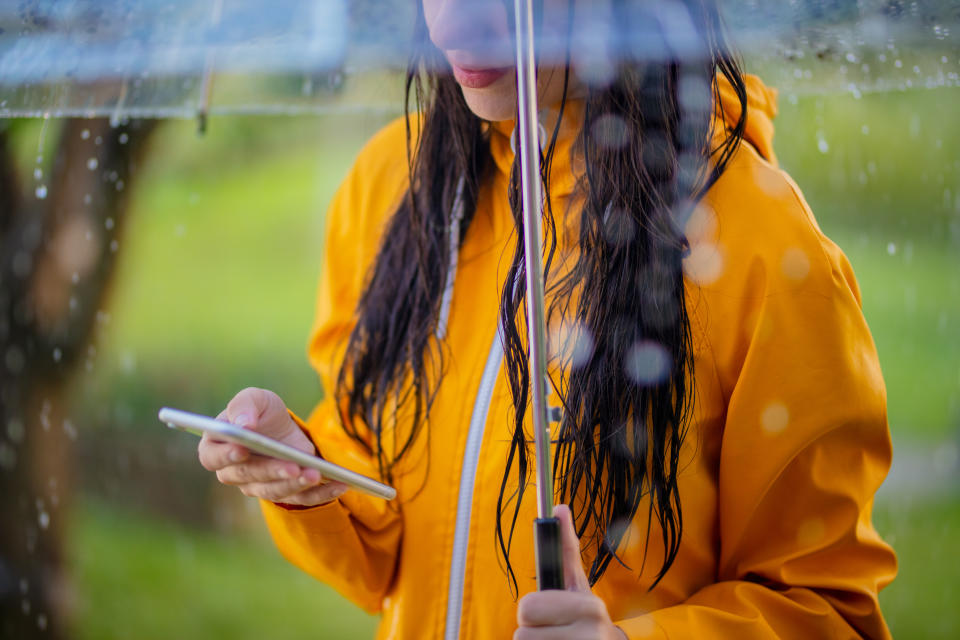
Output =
[
  {"x1": 436, "y1": 177, "x2": 466, "y2": 340},
  {"x1": 443, "y1": 330, "x2": 504, "y2": 640}
]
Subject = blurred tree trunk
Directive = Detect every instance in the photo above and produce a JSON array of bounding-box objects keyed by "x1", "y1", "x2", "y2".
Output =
[{"x1": 0, "y1": 118, "x2": 157, "y2": 638}]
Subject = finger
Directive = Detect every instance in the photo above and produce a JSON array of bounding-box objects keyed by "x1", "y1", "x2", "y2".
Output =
[
  {"x1": 225, "y1": 387, "x2": 272, "y2": 429},
  {"x1": 266, "y1": 481, "x2": 350, "y2": 506},
  {"x1": 225, "y1": 388, "x2": 299, "y2": 442},
  {"x1": 198, "y1": 431, "x2": 249, "y2": 470},
  {"x1": 215, "y1": 455, "x2": 307, "y2": 485},
  {"x1": 517, "y1": 591, "x2": 605, "y2": 628},
  {"x1": 553, "y1": 504, "x2": 591, "y2": 592},
  {"x1": 236, "y1": 476, "x2": 339, "y2": 503},
  {"x1": 513, "y1": 627, "x2": 569, "y2": 640}
]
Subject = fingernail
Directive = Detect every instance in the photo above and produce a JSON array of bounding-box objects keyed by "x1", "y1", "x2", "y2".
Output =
[
  {"x1": 298, "y1": 476, "x2": 310, "y2": 486},
  {"x1": 229, "y1": 450, "x2": 242, "y2": 463},
  {"x1": 278, "y1": 468, "x2": 290, "y2": 480},
  {"x1": 331, "y1": 486, "x2": 347, "y2": 498},
  {"x1": 234, "y1": 414, "x2": 251, "y2": 427}
]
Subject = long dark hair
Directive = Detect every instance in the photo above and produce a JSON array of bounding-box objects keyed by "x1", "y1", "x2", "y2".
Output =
[{"x1": 336, "y1": 0, "x2": 747, "y2": 590}]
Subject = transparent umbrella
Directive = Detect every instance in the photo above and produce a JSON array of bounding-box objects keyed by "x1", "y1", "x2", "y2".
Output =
[
  {"x1": 1, "y1": 0, "x2": 957, "y2": 120},
  {"x1": 1, "y1": 1, "x2": 959, "y2": 637}
]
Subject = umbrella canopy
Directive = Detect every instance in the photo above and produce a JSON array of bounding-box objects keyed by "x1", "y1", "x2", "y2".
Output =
[{"x1": 0, "y1": 0, "x2": 957, "y2": 119}]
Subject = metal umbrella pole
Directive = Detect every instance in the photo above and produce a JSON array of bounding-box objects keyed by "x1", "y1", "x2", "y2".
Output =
[{"x1": 513, "y1": 0, "x2": 564, "y2": 591}]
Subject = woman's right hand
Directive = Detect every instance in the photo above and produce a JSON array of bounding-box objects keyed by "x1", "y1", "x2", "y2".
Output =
[{"x1": 198, "y1": 387, "x2": 348, "y2": 507}]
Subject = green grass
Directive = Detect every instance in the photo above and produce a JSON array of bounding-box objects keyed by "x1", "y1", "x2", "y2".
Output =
[
  {"x1": 67, "y1": 494, "x2": 958, "y2": 639},
  {"x1": 774, "y1": 87, "x2": 960, "y2": 441},
  {"x1": 833, "y1": 232, "x2": 960, "y2": 440},
  {"x1": 84, "y1": 114, "x2": 391, "y2": 417},
  {"x1": 875, "y1": 494, "x2": 960, "y2": 639},
  {"x1": 68, "y1": 498, "x2": 379, "y2": 640}
]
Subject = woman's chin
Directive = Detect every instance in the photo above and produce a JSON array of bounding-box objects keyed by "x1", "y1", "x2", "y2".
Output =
[{"x1": 458, "y1": 78, "x2": 518, "y2": 123}]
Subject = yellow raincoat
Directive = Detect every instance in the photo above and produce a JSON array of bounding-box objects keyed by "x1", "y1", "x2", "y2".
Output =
[{"x1": 261, "y1": 75, "x2": 897, "y2": 639}]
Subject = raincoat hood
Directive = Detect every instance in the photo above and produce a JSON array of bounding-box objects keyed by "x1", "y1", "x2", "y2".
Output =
[
  {"x1": 717, "y1": 73, "x2": 780, "y2": 164},
  {"x1": 486, "y1": 73, "x2": 781, "y2": 194}
]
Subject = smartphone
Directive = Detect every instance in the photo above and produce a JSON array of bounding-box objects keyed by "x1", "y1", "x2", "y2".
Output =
[{"x1": 158, "y1": 407, "x2": 396, "y2": 500}]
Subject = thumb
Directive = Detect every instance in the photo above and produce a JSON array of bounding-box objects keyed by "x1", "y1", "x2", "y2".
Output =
[
  {"x1": 553, "y1": 504, "x2": 591, "y2": 592},
  {"x1": 226, "y1": 388, "x2": 290, "y2": 438}
]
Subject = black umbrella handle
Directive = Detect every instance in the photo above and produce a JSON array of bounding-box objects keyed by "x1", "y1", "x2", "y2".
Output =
[{"x1": 534, "y1": 517, "x2": 565, "y2": 590}]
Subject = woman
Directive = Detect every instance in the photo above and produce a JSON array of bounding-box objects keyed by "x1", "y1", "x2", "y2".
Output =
[{"x1": 198, "y1": 1, "x2": 897, "y2": 638}]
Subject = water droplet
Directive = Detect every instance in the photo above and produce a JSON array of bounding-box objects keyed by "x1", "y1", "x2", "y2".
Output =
[
  {"x1": 110, "y1": 240, "x2": 119, "y2": 252},
  {"x1": 624, "y1": 341, "x2": 671, "y2": 386},
  {"x1": 115, "y1": 180, "x2": 125, "y2": 191},
  {"x1": 861, "y1": 125, "x2": 870, "y2": 135},
  {"x1": 83, "y1": 194, "x2": 92, "y2": 205},
  {"x1": 682, "y1": 242, "x2": 724, "y2": 285},
  {"x1": 94, "y1": 135, "x2": 103, "y2": 145},
  {"x1": 682, "y1": 203, "x2": 718, "y2": 244},
  {"x1": 21, "y1": 598, "x2": 30, "y2": 615},
  {"x1": 175, "y1": 224, "x2": 186, "y2": 237},
  {"x1": 678, "y1": 74, "x2": 711, "y2": 115},
  {"x1": 0, "y1": 443, "x2": 16, "y2": 471},
  {"x1": 933, "y1": 442, "x2": 959, "y2": 477},
  {"x1": 550, "y1": 322, "x2": 595, "y2": 369},
  {"x1": 71, "y1": 272, "x2": 79, "y2": 284},
  {"x1": 5, "y1": 346, "x2": 25, "y2": 374},
  {"x1": 19, "y1": 579, "x2": 28, "y2": 595},
  {"x1": 781, "y1": 247, "x2": 810, "y2": 281},
  {"x1": 105, "y1": 217, "x2": 115, "y2": 230},
  {"x1": 118, "y1": 133, "x2": 129, "y2": 145},
  {"x1": 761, "y1": 402, "x2": 789, "y2": 434},
  {"x1": 38, "y1": 511, "x2": 49, "y2": 530},
  {"x1": 591, "y1": 113, "x2": 631, "y2": 150},
  {"x1": 80, "y1": 129, "x2": 90, "y2": 140},
  {"x1": 52, "y1": 347, "x2": 62, "y2": 362},
  {"x1": 12, "y1": 251, "x2": 32, "y2": 278},
  {"x1": 33, "y1": 168, "x2": 42, "y2": 180},
  {"x1": 37, "y1": 613, "x2": 47, "y2": 631},
  {"x1": 602, "y1": 206, "x2": 636, "y2": 246},
  {"x1": 7, "y1": 418, "x2": 25, "y2": 444},
  {"x1": 34, "y1": 185, "x2": 47, "y2": 199},
  {"x1": 817, "y1": 138, "x2": 829, "y2": 154},
  {"x1": 86, "y1": 158, "x2": 98, "y2": 170},
  {"x1": 887, "y1": 242, "x2": 897, "y2": 256},
  {"x1": 63, "y1": 419, "x2": 78, "y2": 441},
  {"x1": 120, "y1": 351, "x2": 137, "y2": 374}
]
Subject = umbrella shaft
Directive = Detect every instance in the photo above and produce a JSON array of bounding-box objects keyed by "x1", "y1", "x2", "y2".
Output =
[{"x1": 513, "y1": 0, "x2": 553, "y2": 521}]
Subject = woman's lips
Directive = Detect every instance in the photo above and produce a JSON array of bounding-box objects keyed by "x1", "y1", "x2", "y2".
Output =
[{"x1": 451, "y1": 64, "x2": 509, "y2": 89}]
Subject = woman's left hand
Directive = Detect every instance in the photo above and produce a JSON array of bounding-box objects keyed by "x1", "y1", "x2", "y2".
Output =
[{"x1": 514, "y1": 504, "x2": 628, "y2": 640}]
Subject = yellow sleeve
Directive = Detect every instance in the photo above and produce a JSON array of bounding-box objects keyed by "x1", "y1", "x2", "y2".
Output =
[
  {"x1": 618, "y1": 174, "x2": 896, "y2": 638},
  {"x1": 260, "y1": 117, "x2": 411, "y2": 614}
]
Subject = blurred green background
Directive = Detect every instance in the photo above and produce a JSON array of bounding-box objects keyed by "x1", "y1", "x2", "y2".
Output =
[{"x1": 8, "y1": 78, "x2": 958, "y2": 638}]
